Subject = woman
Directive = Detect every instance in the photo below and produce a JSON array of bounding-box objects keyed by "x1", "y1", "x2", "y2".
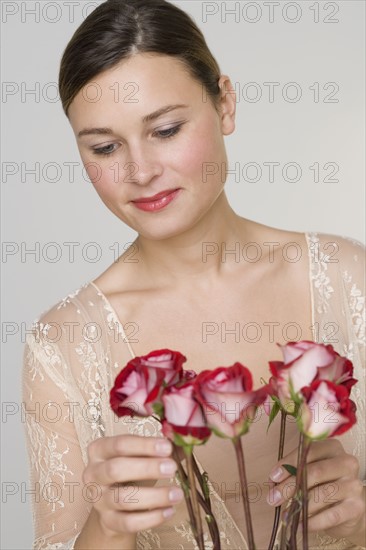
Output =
[{"x1": 22, "y1": 0, "x2": 365, "y2": 548}]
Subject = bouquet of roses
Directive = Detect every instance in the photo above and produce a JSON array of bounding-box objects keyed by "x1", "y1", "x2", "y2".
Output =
[{"x1": 110, "y1": 342, "x2": 357, "y2": 550}]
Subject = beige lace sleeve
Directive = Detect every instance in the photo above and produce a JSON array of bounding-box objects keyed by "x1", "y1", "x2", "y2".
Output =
[
  {"x1": 22, "y1": 322, "x2": 88, "y2": 549},
  {"x1": 306, "y1": 232, "x2": 366, "y2": 549}
]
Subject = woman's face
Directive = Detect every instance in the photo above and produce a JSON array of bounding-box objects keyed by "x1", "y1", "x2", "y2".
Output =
[{"x1": 68, "y1": 53, "x2": 236, "y2": 240}]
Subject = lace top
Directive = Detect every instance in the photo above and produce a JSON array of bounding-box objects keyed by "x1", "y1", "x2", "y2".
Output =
[{"x1": 21, "y1": 232, "x2": 366, "y2": 550}]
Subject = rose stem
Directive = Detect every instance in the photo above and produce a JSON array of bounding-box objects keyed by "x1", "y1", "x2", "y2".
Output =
[
  {"x1": 279, "y1": 431, "x2": 303, "y2": 550},
  {"x1": 301, "y1": 439, "x2": 311, "y2": 550},
  {"x1": 172, "y1": 444, "x2": 196, "y2": 535},
  {"x1": 176, "y1": 446, "x2": 221, "y2": 550},
  {"x1": 233, "y1": 436, "x2": 256, "y2": 550},
  {"x1": 279, "y1": 507, "x2": 291, "y2": 549},
  {"x1": 177, "y1": 449, "x2": 220, "y2": 550},
  {"x1": 268, "y1": 410, "x2": 287, "y2": 550},
  {"x1": 192, "y1": 453, "x2": 221, "y2": 550},
  {"x1": 186, "y1": 448, "x2": 205, "y2": 550},
  {"x1": 289, "y1": 432, "x2": 307, "y2": 549}
]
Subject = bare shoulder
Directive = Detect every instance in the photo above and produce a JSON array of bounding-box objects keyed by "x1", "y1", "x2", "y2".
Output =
[
  {"x1": 240, "y1": 218, "x2": 309, "y2": 263},
  {"x1": 91, "y1": 241, "x2": 144, "y2": 298},
  {"x1": 244, "y1": 219, "x2": 365, "y2": 263}
]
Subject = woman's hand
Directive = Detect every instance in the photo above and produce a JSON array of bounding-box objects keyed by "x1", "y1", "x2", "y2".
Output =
[
  {"x1": 82, "y1": 434, "x2": 184, "y2": 538},
  {"x1": 266, "y1": 439, "x2": 365, "y2": 542}
]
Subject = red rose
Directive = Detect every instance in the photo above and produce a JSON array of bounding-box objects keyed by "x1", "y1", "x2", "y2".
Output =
[
  {"x1": 194, "y1": 363, "x2": 268, "y2": 439},
  {"x1": 110, "y1": 349, "x2": 186, "y2": 418},
  {"x1": 315, "y1": 353, "x2": 357, "y2": 393},
  {"x1": 162, "y1": 381, "x2": 211, "y2": 446},
  {"x1": 299, "y1": 379, "x2": 357, "y2": 439},
  {"x1": 130, "y1": 348, "x2": 187, "y2": 386},
  {"x1": 269, "y1": 341, "x2": 356, "y2": 411}
]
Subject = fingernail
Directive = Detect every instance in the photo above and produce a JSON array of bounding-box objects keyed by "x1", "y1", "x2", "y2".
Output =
[
  {"x1": 155, "y1": 441, "x2": 172, "y2": 456},
  {"x1": 270, "y1": 467, "x2": 283, "y2": 482},
  {"x1": 163, "y1": 507, "x2": 176, "y2": 519},
  {"x1": 160, "y1": 460, "x2": 177, "y2": 475},
  {"x1": 267, "y1": 489, "x2": 282, "y2": 506},
  {"x1": 169, "y1": 488, "x2": 184, "y2": 502}
]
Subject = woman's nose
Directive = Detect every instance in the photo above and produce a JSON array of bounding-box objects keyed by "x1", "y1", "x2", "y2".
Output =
[{"x1": 122, "y1": 143, "x2": 163, "y2": 186}]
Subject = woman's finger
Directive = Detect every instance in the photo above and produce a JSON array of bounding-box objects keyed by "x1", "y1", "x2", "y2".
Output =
[
  {"x1": 307, "y1": 477, "x2": 364, "y2": 517},
  {"x1": 86, "y1": 456, "x2": 177, "y2": 486},
  {"x1": 101, "y1": 506, "x2": 177, "y2": 535},
  {"x1": 267, "y1": 456, "x2": 358, "y2": 507},
  {"x1": 306, "y1": 453, "x2": 359, "y2": 489},
  {"x1": 104, "y1": 484, "x2": 184, "y2": 512},
  {"x1": 87, "y1": 435, "x2": 172, "y2": 462},
  {"x1": 268, "y1": 439, "x2": 345, "y2": 483},
  {"x1": 308, "y1": 497, "x2": 365, "y2": 537}
]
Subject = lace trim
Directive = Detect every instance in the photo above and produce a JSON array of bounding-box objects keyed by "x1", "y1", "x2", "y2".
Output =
[
  {"x1": 33, "y1": 532, "x2": 80, "y2": 550},
  {"x1": 307, "y1": 232, "x2": 335, "y2": 315},
  {"x1": 89, "y1": 280, "x2": 136, "y2": 359},
  {"x1": 342, "y1": 271, "x2": 366, "y2": 348}
]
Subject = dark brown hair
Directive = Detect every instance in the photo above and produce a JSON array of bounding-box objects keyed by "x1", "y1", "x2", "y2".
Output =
[{"x1": 58, "y1": 0, "x2": 222, "y2": 117}]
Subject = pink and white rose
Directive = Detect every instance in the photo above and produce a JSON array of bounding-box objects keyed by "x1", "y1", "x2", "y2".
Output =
[
  {"x1": 269, "y1": 341, "x2": 356, "y2": 411},
  {"x1": 299, "y1": 380, "x2": 357, "y2": 439},
  {"x1": 162, "y1": 381, "x2": 211, "y2": 446},
  {"x1": 110, "y1": 349, "x2": 186, "y2": 417},
  {"x1": 194, "y1": 363, "x2": 268, "y2": 439}
]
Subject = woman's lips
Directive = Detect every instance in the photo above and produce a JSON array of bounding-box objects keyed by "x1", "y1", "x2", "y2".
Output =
[{"x1": 131, "y1": 188, "x2": 181, "y2": 212}]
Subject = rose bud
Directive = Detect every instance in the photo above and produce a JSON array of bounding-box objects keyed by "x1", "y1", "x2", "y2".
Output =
[
  {"x1": 162, "y1": 382, "x2": 211, "y2": 447},
  {"x1": 298, "y1": 379, "x2": 357, "y2": 440},
  {"x1": 194, "y1": 363, "x2": 268, "y2": 439}
]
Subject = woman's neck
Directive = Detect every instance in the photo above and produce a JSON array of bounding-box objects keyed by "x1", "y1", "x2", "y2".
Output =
[{"x1": 133, "y1": 193, "x2": 253, "y2": 288}]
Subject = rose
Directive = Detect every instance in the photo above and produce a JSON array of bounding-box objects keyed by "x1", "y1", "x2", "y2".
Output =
[
  {"x1": 162, "y1": 381, "x2": 211, "y2": 447},
  {"x1": 269, "y1": 341, "x2": 356, "y2": 411},
  {"x1": 315, "y1": 354, "x2": 357, "y2": 392},
  {"x1": 110, "y1": 363, "x2": 161, "y2": 417},
  {"x1": 194, "y1": 363, "x2": 268, "y2": 439},
  {"x1": 298, "y1": 379, "x2": 357, "y2": 440},
  {"x1": 110, "y1": 349, "x2": 186, "y2": 417},
  {"x1": 131, "y1": 348, "x2": 187, "y2": 386}
]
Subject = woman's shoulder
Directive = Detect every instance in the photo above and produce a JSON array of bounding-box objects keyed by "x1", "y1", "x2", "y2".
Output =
[
  {"x1": 248, "y1": 219, "x2": 365, "y2": 263},
  {"x1": 28, "y1": 281, "x2": 103, "y2": 342}
]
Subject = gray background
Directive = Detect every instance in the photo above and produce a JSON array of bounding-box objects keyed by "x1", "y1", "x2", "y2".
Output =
[{"x1": 1, "y1": 1, "x2": 365, "y2": 548}]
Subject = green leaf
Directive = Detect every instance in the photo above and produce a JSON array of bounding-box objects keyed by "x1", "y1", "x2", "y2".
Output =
[
  {"x1": 282, "y1": 463, "x2": 297, "y2": 476},
  {"x1": 267, "y1": 399, "x2": 280, "y2": 432}
]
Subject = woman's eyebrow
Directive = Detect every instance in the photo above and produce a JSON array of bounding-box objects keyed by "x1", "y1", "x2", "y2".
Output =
[{"x1": 77, "y1": 103, "x2": 189, "y2": 138}]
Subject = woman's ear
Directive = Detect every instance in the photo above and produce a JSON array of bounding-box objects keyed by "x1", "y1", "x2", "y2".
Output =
[{"x1": 217, "y1": 74, "x2": 236, "y2": 136}]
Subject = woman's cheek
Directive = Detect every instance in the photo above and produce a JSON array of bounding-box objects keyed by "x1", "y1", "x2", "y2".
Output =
[
  {"x1": 175, "y1": 121, "x2": 226, "y2": 187},
  {"x1": 84, "y1": 160, "x2": 118, "y2": 197}
]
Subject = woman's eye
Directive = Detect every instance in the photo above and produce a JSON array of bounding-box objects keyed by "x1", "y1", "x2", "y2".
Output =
[
  {"x1": 154, "y1": 124, "x2": 183, "y2": 139},
  {"x1": 92, "y1": 143, "x2": 118, "y2": 156},
  {"x1": 91, "y1": 124, "x2": 183, "y2": 156}
]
